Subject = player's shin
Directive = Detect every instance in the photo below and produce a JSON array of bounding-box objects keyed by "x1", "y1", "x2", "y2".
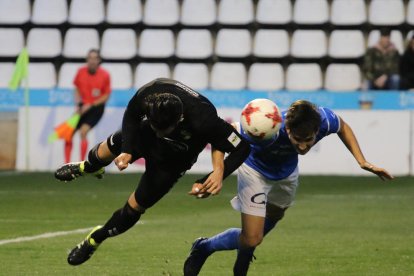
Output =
[
  {"x1": 84, "y1": 143, "x2": 112, "y2": 173},
  {"x1": 91, "y1": 202, "x2": 142, "y2": 243}
]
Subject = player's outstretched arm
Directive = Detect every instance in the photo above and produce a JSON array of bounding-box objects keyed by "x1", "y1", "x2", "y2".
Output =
[{"x1": 337, "y1": 117, "x2": 394, "y2": 181}]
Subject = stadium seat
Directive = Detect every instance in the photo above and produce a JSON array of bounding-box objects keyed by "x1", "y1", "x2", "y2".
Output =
[
  {"x1": 106, "y1": 0, "x2": 142, "y2": 25},
  {"x1": 210, "y1": 62, "x2": 246, "y2": 90},
  {"x1": 68, "y1": 0, "x2": 105, "y2": 25},
  {"x1": 101, "y1": 63, "x2": 132, "y2": 89},
  {"x1": 286, "y1": 63, "x2": 322, "y2": 91},
  {"x1": 173, "y1": 63, "x2": 209, "y2": 90},
  {"x1": 28, "y1": 63, "x2": 56, "y2": 89},
  {"x1": 328, "y1": 30, "x2": 365, "y2": 59},
  {"x1": 368, "y1": 0, "x2": 404, "y2": 26},
  {"x1": 253, "y1": 29, "x2": 289, "y2": 58},
  {"x1": 407, "y1": 0, "x2": 414, "y2": 26},
  {"x1": 325, "y1": 64, "x2": 361, "y2": 91},
  {"x1": 217, "y1": 0, "x2": 254, "y2": 26},
  {"x1": 138, "y1": 29, "x2": 175, "y2": 59},
  {"x1": 330, "y1": 0, "x2": 366, "y2": 26},
  {"x1": 58, "y1": 62, "x2": 83, "y2": 89},
  {"x1": 0, "y1": 0, "x2": 30, "y2": 25},
  {"x1": 176, "y1": 29, "x2": 213, "y2": 60},
  {"x1": 27, "y1": 28, "x2": 62, "y2": 58},
  {"x1": 143, "y1": 0, "x2": 179, "y2": 26},
  {"x1": 247, "y1": 63, "x2": 284, "y2": 90},
  {"x1": 62, "y1": 28, "x2": 100, "y2": 59},
  {"x1": 31, "y1": 0, "x2": 68, "y2": 25},
  {"x1": 367, "y1": 30, "x2": 404, "y2": 55},
  {"x1": 180, "y1": 0, "x2": 216, "y2": 27},
  {"x1": 293, "y1": 0, "x2": 329, "y2": 25},
  {"x1": 256, "y1": 0, "x2": 292, "y2": 25},
  {"x1": 0, "y1": 63, "x2": 15, "y2": 88},
  {"x1": 215, "y1": 29, "x2": 252, "y2": 58},
  {"x1": 134, "y1": 63, "x2": 171, "y2": 88},
  {"x1": 291, "y1": 30, "x2": 327, "y2": 59},
  {"x1": 101, "y1": 29, "x2": 136, "y2": 60},
  {"x1": 0, "y1": 28, "x2": 24, "y2": 57}
]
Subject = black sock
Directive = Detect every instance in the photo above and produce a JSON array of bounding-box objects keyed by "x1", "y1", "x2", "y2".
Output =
[
  {"x1": 84, "y1": 144, "x2": 112, "y2": 173},
  {"x1": 91, "y1": 203, "x2": 142, "y2": 243}
]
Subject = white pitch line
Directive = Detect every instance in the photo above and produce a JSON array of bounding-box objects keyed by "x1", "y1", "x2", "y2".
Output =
[{"x1": 0, "y1": 227, "x2": 93, "y2": 246}]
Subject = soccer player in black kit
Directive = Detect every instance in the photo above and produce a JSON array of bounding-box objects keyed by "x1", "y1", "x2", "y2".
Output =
[{"x1": 55, "y1": 78, "x2": 250, "y2": 266}]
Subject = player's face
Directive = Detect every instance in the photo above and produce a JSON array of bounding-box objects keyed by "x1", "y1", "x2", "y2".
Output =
[{"x1": 287, "y1": 129, "x2": 317, "y2": 155}]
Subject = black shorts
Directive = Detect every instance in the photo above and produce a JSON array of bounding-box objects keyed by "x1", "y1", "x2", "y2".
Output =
[
  {"x1": 76, "y1": 105, "x2": 105, "y2": 129},
  {"x1": 106, "y1": 130, "x2": 186, "y2": 209}
]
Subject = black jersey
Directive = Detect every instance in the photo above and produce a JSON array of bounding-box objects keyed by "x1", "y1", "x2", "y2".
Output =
[{"x1": 121, "y1": 78, "x2": 245, "y2": 171}]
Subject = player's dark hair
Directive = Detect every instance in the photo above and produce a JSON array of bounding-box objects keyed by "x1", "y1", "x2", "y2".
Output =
[
  {"x1": 147, "y1": 93, "x2": 183, "y2": 130},
  {"x1": 285, "y1": 100, "x2": 320, "y2": 136}
]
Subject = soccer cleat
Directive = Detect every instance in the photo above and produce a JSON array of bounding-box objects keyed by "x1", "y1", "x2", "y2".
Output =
[
  {"x1": 183, "y1": 237, "x2": 211, "y2": 276},
  {"x1": 67, "y1": 225, "x2": 102, "y2": 266},
  {"x1": 233, "y1": 249, "x2": 256, "y2": 276},
  {"x1": 55, "y1": 161, "x2": 105, "y2": 182}
]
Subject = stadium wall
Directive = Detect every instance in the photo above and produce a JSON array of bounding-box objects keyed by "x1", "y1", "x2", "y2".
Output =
[{"x1": 2, "y1": 88, "x2": 412, "y2": 176}]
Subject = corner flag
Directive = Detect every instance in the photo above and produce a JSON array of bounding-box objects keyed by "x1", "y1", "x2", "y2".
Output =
[{"x1": 9, "y1": 47, "x2": 29, "y2": 91}]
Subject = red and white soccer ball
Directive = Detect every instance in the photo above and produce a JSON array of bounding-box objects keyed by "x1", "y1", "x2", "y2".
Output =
[{"x1": 240, "y1": 99, "x2": 282, "y2": 141}]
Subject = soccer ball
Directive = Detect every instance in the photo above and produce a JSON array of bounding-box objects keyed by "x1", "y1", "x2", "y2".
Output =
[{"x1": 240, "y1": 99, "x2": 282, "y2": 141}]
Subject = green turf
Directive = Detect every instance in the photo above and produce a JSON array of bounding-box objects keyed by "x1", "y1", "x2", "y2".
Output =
[{"x1": 0, "y1": 172, "x2": 413, "y2": 275}]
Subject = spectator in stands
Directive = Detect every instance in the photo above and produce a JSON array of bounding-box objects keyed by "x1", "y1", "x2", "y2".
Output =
[
  {"x1": 362, "y1": 28, "x2": 400, "y2": 90},
  {"x1": 399, "y1": 33, "x2": 414, "y2": 90},
  {"x1": 64, "y1": 49, "x2": 111, "y2": 163}
]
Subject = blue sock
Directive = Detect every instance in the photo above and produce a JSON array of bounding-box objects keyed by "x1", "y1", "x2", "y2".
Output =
[{"x1": 201, "y1": 228, "x2": 241, "y2": 254}]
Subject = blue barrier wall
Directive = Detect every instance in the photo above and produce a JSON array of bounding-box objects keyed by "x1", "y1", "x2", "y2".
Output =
[{"x1": 2, "y1": 88, "x2": 414, "y2": 111}]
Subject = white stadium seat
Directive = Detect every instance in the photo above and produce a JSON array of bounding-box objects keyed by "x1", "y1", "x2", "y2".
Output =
[
  {"x1": 63, "y1": 28, "x2": 100, "y2": 59},
  {"x1": 101, "y1": 29, "x2": 137, "y2": 60},
  {"x1": 134, "y1": 63, "x2": 171, "y2": 89},
  {"x1": 58, "y1": 63, "x2": 83, "y2": 89},
  {"x1": 176, "y1": 29, "x2": 213, "y2": 60},
  {"x1": 181, "y1": 0, "x2": 216, "y2": 27},
  {"x1": 173, "y1": 63, "x2": 209, "y2": 90},
  {"x1": 31, "y1": 0, "x2": 68, "y2": 25},
  {"x1": 367, "y1": 30, "x2": 404, "y2": 55},
  {"x1": 101, "y1": 63, "x2": 132, "y2": 89},
  {"x1": 0, "y1": 0, "x2": 30, "y2": 24},
  {"x1": 247, "y1": 63, "x2": 284, "y2": 91},
  {"x1": 291, "y1": 30, "x2": 327, "y2": 58},
  {"x1": 0, "y1": 28, "x2": 24, "y2": 57},
  {"x1": 28, "y1": 63, "x2": 56, "y2": 89},
  {"x1": 328, "y1": 30, "x2": 365, "y2": 59},
  {"x1": 143, "y1": 0, "x2": 179, "y2": 26},
  {"x1": 138, "y1": 29, "x2": 175, "y2": 59},
  {"x1": 330, "y1": 0, "x2": 366, "y2": 26},
  {"x1": 368, "y1": 0, "x2": 404, "y2": 26},
  {"x1": 256, "y1": 0, "x2": 292, "y2": 25},
  {"x1": 325, "y1": 64, "x2": 361, "y2": 91},
  {"x1": 0, "y1": 63, "x2": 15, "y2": 88},
  {"x1": 106, "y1": 0, "x2": 142, "y2": 25},
  {"x1": 68, "y1": 0, "x2": 105, "y2": 25},
  {"x1": 217, "y1": 0, "x2": 254, "y2": 26},
  {"x1": 253, "y1": 29, "x2": 289, "y2": 58},
  {"x1": 293, "y1": 0, "x2": 329, "y2": 25},
  {"x1": 210, "y1": 62, "x2": 246, "y2": 90},
  {"x1": 27, "y1": 28, "x2": 62, "y2": 58},
  {"x1": 215, "y1": 29, "x2": 252, "y2": 58},
  {"x1": 407, "y1": 0, "x2": 414, "y2": 26},
  {"x1": 286, "y1": 63, "x2": 322, "y2": 91}
]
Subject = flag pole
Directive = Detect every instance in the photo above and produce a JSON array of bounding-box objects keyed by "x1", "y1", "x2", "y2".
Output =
[{"x1": 24, "y1": 76, "x2": 30, "y2": 171}]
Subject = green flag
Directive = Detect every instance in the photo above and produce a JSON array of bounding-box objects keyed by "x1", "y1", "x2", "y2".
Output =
[{"x1": 9, "y1": 47, "x2": 29, "y2": 91}]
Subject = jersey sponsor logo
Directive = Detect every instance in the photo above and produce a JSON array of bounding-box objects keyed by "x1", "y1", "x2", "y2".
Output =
[
  {"x1": 227, "y1": 132, "x2": 241, "y2": 147},
  {"x1": 175, "y1": 82, "x2": 199, "y2": 97},
  {"x1": 250, "y1": 193, "x2": 266, "y2": 205}
]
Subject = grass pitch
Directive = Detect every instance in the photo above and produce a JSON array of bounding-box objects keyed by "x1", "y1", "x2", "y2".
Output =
[{"x1": 0, "y1": 172, "x2": 413, "y2": 275}]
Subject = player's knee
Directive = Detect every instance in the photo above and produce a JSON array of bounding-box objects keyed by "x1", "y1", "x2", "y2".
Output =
[
  {"x1": 241, "y1": 232, "x2": 263, "y2": 248},
  {"x1": 129, "y1": 192, "x2": 146, "y2": 214}
]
